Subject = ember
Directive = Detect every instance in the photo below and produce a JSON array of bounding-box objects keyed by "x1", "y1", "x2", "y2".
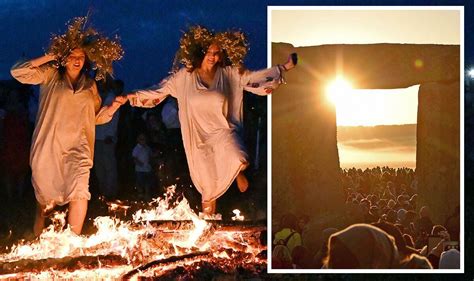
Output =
[{"x1": 0, "y1": 186, "x2": 267, "y2": 279}]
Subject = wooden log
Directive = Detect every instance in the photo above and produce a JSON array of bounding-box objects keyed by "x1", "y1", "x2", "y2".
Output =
[
  {"x1": 0, "y1": 254, "x2": 128, "y2": 275},
  {"x1": 121, "y1": 251, "x2": 210, "y2": 280},
  {"x1": 0, "y1": 223, "x2": 265, "y2": 276},
  {"x1": 133, "y1": 219, "x2": 266, "y2": 230}
]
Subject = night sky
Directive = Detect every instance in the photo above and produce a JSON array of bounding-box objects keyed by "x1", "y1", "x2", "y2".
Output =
[
  {"x1": 0, "y1": 0, "x2": 272, "y2": 90},
  {"x1": 1, "y1": 0, "x2": 472, "y2": 91}
]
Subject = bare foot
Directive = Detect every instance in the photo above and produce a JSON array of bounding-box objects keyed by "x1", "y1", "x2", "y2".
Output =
[
  {"x1": 34, "y1": 205, "x2": 46, "y2": 237},
  {"x1": 236, "y1": 171, "x2": 249, "y2": 192},
  {"x1": 202, "y1": 200, "x2": 216, "y2": 215}
]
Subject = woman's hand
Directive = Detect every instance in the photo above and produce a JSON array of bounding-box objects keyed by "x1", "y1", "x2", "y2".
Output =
[
  {"x1": 282, "y1": 53, "x2": 297, "y2": 71},
  {"x1": 123, "y1": 93, "x2": 136, "y2": 102},
  {"x1": 113, "y1": 95, "x2": 128, "y2": 106},
  {"x1": 30, "y1": 54, "x2": 57, "y2": 67}
]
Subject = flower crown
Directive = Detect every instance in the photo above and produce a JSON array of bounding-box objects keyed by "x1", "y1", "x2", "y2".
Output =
[
  {"x1": 173, "y1": 25, "x2": 249, "y2": 72},
  {"x1": 48, "y1": 16, "x2": 124, "y2": 81}
]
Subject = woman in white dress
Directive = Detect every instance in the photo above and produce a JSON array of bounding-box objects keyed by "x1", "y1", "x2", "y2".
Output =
[
  {"x1": 125, "y1": 26, "x2": 296, "y2": 215},
  {"x1": 10, "y1": 17, "x2": 125, "y2": 235}
]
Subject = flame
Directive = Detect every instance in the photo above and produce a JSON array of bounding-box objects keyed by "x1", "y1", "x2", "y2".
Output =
[
  {"x1": 231, "y1": 209, "x2": 244, "y2": 221},
  {"x1": 107, "y1": 199, "x2": 131, "y2": 214},
  {"x1": 0, "y1": 185, "x2": 266, "y2": 279}
]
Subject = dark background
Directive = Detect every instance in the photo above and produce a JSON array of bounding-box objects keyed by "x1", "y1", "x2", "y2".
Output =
[{"x1": 1, "y1": 0, "x2": 472, "y2": 90}]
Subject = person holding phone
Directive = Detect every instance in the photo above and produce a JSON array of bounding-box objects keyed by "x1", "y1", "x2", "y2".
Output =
[
  {"x1": 123, "y1": 26, "x2": 296, "y2": 215},
  {"x1": 427, "y1": 229, "x2": 452, "y2": 268}
]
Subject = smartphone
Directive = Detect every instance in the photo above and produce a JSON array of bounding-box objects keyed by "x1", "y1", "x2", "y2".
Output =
[
  {"x1": 291, "y1": 53, "x2": 298, "y2": 65},
  {"x1": 427, "y1": 235, "x2": 443, "y2": 254},
  {"x1": 443, "y1": 241, "x2": 459, "y2": 251}
]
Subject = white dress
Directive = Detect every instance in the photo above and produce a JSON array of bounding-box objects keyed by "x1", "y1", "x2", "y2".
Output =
[
  {"x1": 11, "y1": 61, "x2": 116, "y2": 206},
  {"x1": 130, "y1": 66, "x2": 282, "y2": 203}
]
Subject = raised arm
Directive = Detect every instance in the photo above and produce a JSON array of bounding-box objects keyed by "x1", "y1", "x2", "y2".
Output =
[
  {"x1": 10, "y1": 54, "x2": 56, "y2": 85},
  {"x1": 127, "y1": 71, "x2": 180, "y2": 108},
  {"x1": 240, "y1": 53, "x2": 297, "y2": 95}
]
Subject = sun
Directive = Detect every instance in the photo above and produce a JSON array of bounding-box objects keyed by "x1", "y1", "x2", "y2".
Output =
[
  {"x1": 326, "y1": 77, "x2": 353, "y2": 105},
  {"x1": 324, "y1": 76, "x2": 418, "y2": 126}
]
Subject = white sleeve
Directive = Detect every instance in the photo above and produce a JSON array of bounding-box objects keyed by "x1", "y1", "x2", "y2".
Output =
[
  {"x1": 10, "y1": 60, "x2": 53, "y2": 85},
  {"x1": 239, "y1": 66, "x2": 284, "y2": 96},
  {"x1": 129, "y1": 72, "x2": 180, "y2": 108}
]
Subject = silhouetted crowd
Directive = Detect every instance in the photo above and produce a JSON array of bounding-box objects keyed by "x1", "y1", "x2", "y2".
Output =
[{"x1": 272, "y1": 167, "x2": 460, "y2": 269}]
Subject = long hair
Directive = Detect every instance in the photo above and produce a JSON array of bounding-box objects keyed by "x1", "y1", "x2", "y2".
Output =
[{"x1": 173, "y1": 25, "x2": 248, "y2": 73}]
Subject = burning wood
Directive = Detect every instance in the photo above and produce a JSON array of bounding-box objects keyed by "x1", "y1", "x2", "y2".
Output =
[
  {"x1": 0, "y1": 254, "x2": 127, "y2": 275},
  {"x1": 0, "y1": 186, "x2": 267, "y2": 279},
  {"x1": 122, "y1": 251, "x2": 210, "y2": 280},
  {"x1": 135, "y1": 218, "x2": 266, "y2": 231}
]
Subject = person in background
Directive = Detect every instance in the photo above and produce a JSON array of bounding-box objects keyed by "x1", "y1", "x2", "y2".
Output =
[
  {"x1": 273, "y1": 213, "x2": 302, "y2": 254},
  {"x1": 94, "y1": 79, "x2": 123, "y2": 199},
  {"x1": 132, "y1": 133, "x2": 153, "y2": 200},
  {"x1": 161, "y1": 97, "x2": 186, "y2": 187},
  {"x1": 0, "y1": 89, "x2": 29, "y2": 200}
]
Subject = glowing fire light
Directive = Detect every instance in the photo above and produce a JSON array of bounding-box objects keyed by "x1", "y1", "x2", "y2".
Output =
[
  {"x1": 107, "y1": 200, "x2": 131, "y2": 213},
  {"x1": 231, "y1": 209, "x2": 244, "y2": 221},
  {"x1": 0, "y1": 185, "x2": 266, "y2": 279}
]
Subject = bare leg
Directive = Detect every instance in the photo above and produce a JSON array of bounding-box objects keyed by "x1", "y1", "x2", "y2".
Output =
[
  {"x1": 236, "y1": 172, "x2": 249, "y2": 192},
  {"x1": 68, "y1": 199, "x2": 88, "y2": 235},
  {"x1": 33, "y1": 203, "x2": 46, "y2": 237},
  {"x1": 236, "y1": 163, "x2": 249, "y2": 192},
  {"x1": 202, "y1": 200, "x2": 216, "y2": 215}
]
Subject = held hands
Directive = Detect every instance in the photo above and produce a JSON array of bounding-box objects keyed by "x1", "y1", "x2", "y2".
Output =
[
  {"x1": 126, "y1": 93, "x2": 137, "y2": 100},
  {"x1": 113, "y1": 95, "x2": 128, "y2": 107},
  {"x1": 122, "y1": 93, "x2": 137, "y2": 104},
  {"x1": 102, "y1": 95, "x2": 128, "y2": 119},
  {"x1": 124, "y1": 93, "x2": 161, "y2": 107}
]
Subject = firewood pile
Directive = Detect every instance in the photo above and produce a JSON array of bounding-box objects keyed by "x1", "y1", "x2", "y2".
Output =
[{"x1": 0, "y1": 219, "x2": 267, "y2": 279}]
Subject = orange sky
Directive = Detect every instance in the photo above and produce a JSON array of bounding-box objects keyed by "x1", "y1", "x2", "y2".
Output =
[
  {"x1": 270, "y1": 8, "x2": 461, "y2": 167},
  {"x1": 271, "y1": 8, "x2": 461, "y2": 126}
]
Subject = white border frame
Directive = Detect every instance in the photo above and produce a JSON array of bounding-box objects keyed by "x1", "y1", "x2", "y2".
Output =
[{"x1": 267, "y1": 5, "x2": 464, "y2": 274}]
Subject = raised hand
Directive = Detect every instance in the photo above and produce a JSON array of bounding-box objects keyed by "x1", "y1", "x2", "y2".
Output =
[{"x1": 283, "y1": 53, "x2": 297, "y2": 71}]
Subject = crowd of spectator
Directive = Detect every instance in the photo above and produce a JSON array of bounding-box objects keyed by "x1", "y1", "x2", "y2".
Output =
[{"x1": 272, "y1": 167, "x2": 460, "y2": 269}]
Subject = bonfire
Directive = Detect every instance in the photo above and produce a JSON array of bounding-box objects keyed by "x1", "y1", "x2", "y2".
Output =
[{"x1": 0, "y1": 186, "x2": 267, "y2": 280}]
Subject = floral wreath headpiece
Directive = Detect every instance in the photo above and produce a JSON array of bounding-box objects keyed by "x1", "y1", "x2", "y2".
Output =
[
  {"x1": 48, "y1": 16, "x2": 124, "y2": 81},
  {"x1": 173, "y1": 25, "x2": 249, "y2": 72}
]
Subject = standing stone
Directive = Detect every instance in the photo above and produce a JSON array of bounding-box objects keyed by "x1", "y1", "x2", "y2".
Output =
[
  {"x1": 417, "y1": 81, "x2": 460, "y2": 223},
  {"x1": 272, "y1": 42, "x2": 459, "y2": 225}
]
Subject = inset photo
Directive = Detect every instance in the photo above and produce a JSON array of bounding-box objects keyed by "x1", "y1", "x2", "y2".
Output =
[{"x1": 269, "y1": 6, "x2": 463, "y2": 272}]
